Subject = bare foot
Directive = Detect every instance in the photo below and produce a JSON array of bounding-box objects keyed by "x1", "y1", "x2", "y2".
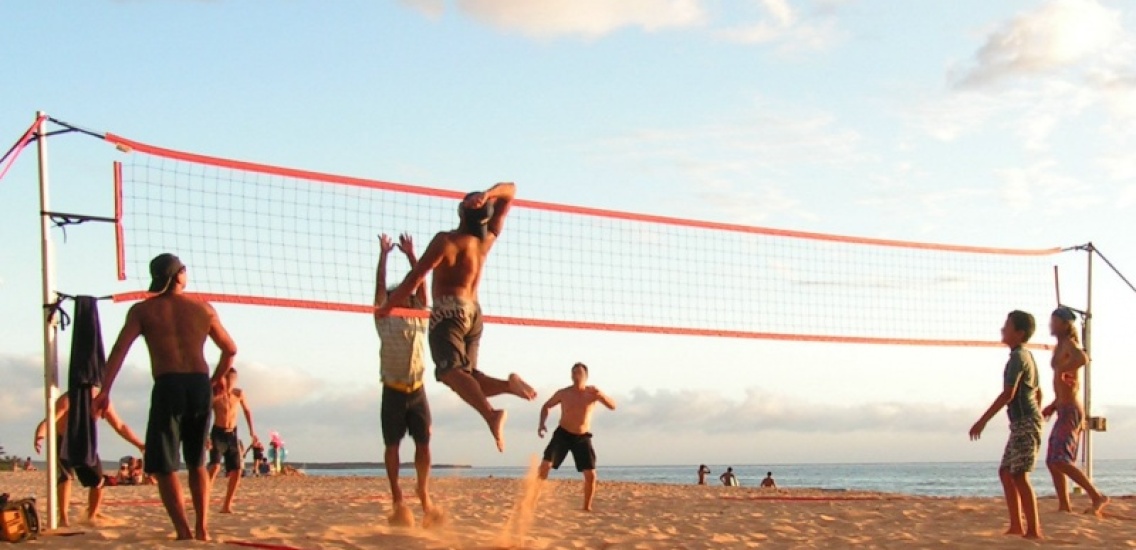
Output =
[
  {"x1": 195, "y1": 525, "x2": 210, "y2": 542},
  {"x1": 508, "y1": 374, "x2": 537, "y2": 400},
  {"x1": 1004, "y1": 528, "x2": 1024, "y2": 536},
  {"x1": 1087, "y1": 495, "x2": 1110, "y2": 516},
  {"x1": 489, "y1": 409, "x2": 508, "y2": 452},
  {"x1": 388, "y1": 504, "x2": 415, "y2": 527},
  {"x1": 423, "y1": 507, "x2": 446, "y2": 529},
  {"x1": 1057, "y1": 506, "x2": 1073, "y2": 513},
  {"x1": 1023, "y1": 532, "x2": 1044, "y2": 541},
  {"x1": 220, "y1": 507, "x2": 234, "y2": 515}
]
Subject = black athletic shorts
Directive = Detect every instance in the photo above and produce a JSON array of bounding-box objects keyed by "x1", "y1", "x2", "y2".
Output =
[
  {"x1": 381, "y1": 385, "x2": 431, "y2": 446},
  {"x1": 56, "y1": 437, "x2": 103, "y2": 488},
  {"x1": 208, "y1": 426, "x2": 241, "y2": 473},
  {"x1": 144, "y1": 373, "x2": 212, "y2": 474},
  {"x1": 429, "y1": 297, "x2": 482, "y2": 381},
  {"x1": 542, "y1": 427, "x2": 596, "y2": 472}
]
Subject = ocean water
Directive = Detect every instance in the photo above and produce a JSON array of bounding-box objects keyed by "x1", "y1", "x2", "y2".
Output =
[{"x1": 303, "y1": 460, "x2": 1136, "y2": 498}]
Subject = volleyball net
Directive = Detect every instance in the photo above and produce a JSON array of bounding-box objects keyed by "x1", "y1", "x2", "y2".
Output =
[{"x1": 100, "y1": 133, "x2": 1062, "y2": 347}]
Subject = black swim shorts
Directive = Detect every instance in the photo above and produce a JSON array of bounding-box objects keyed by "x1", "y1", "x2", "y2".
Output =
[
  {"x1": 56, "y1": 437, "x2": 103, "y2": 488},
  {"x1": 429, "y1": 297, "x2": 483, "y2": 381},
  {"x1": 208, "y1": 426, "x2": 242, "y2": 473},
  {"x1": 381, "y1": 385, "x2": 431, "y2": 446},
  {"x1": 542, "y1": 426, "x2": 596, "y2": 472},
  {"x1": 144, "y1": 373, "x2": 212, "y2": 474}
]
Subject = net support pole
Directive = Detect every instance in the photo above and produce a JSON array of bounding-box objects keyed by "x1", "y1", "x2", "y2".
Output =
[
  {"x1": 1083, "y1": 243, "x2": 1095, "y2": 480},
  {"x1": 35, "y1": 111, "x2": 61, "y2": 529}
]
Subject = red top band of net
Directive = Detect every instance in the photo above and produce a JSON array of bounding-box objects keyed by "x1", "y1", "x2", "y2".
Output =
[{"x1": 104, "y1": 133, "x2": 1059, "y2": 256}]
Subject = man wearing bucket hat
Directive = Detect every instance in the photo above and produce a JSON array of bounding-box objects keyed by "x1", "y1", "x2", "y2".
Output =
[{"x1": 95, "y1": 253, "x2": 239, "y2": 541}]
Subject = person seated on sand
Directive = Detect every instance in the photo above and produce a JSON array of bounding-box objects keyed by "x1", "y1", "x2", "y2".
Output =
[
  {"x1": 720, "y1": 467, "x2": 739, "y2": 487},
  {"x1": 23, "y1": 457, "x2": 36, "y2": 472},
  {"x1": 116, "y1": 462, "x2": 133, "y2": 485},
  {"x1": 761, "y1": 472, "x2": 777, "y2": 489},
  {"x1": 257, "y1": 458, "x2": 271, "y2": 477},
  {"x1": 130, "y1": 458, "x2": 147, "y2": 485},
  {"x1": 697, "y1": 465, "x2": 711, "y2": 485}
]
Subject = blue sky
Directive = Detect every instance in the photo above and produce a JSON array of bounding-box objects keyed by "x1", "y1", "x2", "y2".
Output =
[{"x1": 1, "y1": 0, "x2": 1135, "y2": 471}]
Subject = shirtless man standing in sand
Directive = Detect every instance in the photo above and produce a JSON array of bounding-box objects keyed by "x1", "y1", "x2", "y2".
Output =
[
  {"x1": 537, "y1": 362, "x2": 616, "y2": 512},
  {"x1": 33, "y1": 390, "x2": 145, "y2": 526},
  {"x1": 1042, "y1": 307, "x2": 1108, "y2": 515},
  {"x1": 94, "y1": 253, "x2": 238, "y2": 541},
  {"x1": 207, "y1": 368, "x2": 258, "y2": 514},
  {"x1": 379, "y1": 183, "x2": 536, "y2": 452}
]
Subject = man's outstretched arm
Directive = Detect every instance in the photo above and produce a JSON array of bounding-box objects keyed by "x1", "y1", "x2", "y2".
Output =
[
  {"x1": 538, "y1": 391, "x2": 562, "y2": 437},
  {"x1": 95, "y1": 306, "x2": 143, "y2": 416},
  {"x1": 103, "y1": 403, "x2": 145, "y2": 452},
  {"x1": 206, "y1": 304, "x2": 239, "y2": 387},
  {"x1": 398, "y1": 233, "x2": 429, "y2": 309},
  {"x1": 477, "y1": 182, "x2": 515, "y2": 238},
  {"x1": 373, "y1": 234, "x2": 396, "y2": 314},
  {"x1": 239, "y1": 390, "x2": 259, "y2": 445},
  {"x1": 379, "y1": 233, "x2": 446, "y2": 316}
]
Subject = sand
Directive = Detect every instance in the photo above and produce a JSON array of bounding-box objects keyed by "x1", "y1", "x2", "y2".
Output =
[{"x1": 3, "y1": 470, "x2": 1135, "y2": 549}]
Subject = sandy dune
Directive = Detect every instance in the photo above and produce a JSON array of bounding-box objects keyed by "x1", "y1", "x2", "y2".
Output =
[{"x1": 2, "y1": 470, "x2": 1135, "y2": 548}]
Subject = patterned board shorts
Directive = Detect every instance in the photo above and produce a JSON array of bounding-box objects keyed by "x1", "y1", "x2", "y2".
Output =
[
  {"x1": 1046, "y1": 405, "x2": 1084, "y2": 465},
  {"x1": 1000, "y1": 420, "x2": 1042, "y2": 475}
]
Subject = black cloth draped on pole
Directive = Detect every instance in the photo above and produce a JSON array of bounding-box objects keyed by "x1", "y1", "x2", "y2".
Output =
[{"x1": 61, "y1": 296, "x2": 105, "y2": 486}]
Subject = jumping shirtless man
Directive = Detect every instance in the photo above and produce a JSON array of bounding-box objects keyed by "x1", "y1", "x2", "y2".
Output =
[
  {"x1": 33, "y1": 390, "x2": 145, "y2": 526},
  {"x1": 1042, "y1": 307, "x2": 1108, "y2": 515},
  {"x1": 378, "y1": 183, "x2": 536, "y2": 452},
  {"x1": 537, "y1": 362, "x2": 616, "y2": 512},
  {"x1": 94, "y1": 253, "x2": 238, "y2": 541},
  {"x1": 207, "y1": 368, "x2": 258, "y2": 514}
]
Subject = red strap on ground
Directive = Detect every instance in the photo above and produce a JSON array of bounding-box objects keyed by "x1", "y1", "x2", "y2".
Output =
[{"x1": 226, "y1": 541, "x2": 308, "y2": 550}]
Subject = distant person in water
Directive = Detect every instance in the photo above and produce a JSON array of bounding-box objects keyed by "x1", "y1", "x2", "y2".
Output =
[
  {"x1": 373, "y1": 232, "x2": 442, "y2": 528},
  {"x1": 761, "y1": 472, "x2": 777, "y2": 489},
  {"x1": 720, "y1": 467, "x2": 739, "y2": 487},
  {"x1": 697, "y1": 465, "x2": 711, "y2": 485},
  {"x1": 969, "y1": 310, "x2": 1044, "y2": 540},
  {"x1": 536, "y1": 363, "x2": 616, "y2": 512},
  {"x1": 1043, "y1": 307, "x2": 1108, "y2": 515}
]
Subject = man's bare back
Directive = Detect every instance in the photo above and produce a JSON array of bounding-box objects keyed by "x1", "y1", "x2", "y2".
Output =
[{"x1": 130, "y1": 295, "x2": 217, "y2": 377}]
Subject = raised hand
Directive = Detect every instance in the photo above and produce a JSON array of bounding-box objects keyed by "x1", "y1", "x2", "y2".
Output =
[
  {"x1": 378, "y1": 233, "x2": 395, "y2": 254},
  {"x1": 397, "y1": 233, "x2": 415, "y2": 258}
]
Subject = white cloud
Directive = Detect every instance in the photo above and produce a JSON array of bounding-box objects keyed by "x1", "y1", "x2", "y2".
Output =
[
  {"x1": 716, "y1": 0, "x2": 843, "y2": 53},
  {"x1": 453, "y1": 0, "x2": 705, "y2": 38},
  {"x1": 399, "y1": 0, "x2": 847, "y2": 53},
  {"x1": 953, "y1": 0, "x2": 1126, "y2": 88},
  {"x1": 996, "y1": 160, "x2": 1102, "y2": 214},
  {"x1": 584, "y1": 98, "x2": 862, "y2": 224},
  {"x1": 399, "y1": 0, "x2": 444, "y2": 20}
]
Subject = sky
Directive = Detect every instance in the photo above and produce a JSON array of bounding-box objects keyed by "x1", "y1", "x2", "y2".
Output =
[{"x1": 1, "y1": 0, "x2": 1135, "y2": 470}]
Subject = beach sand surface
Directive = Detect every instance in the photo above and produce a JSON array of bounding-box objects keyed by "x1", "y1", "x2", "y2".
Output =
[{"x1": 3, "y1": 471, "x2": 1135, "y2": 548}]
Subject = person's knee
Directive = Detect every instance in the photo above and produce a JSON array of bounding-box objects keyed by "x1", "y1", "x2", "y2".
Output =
[{"x1": 583, "y1": 470, "x2": 596, "y2": 481}]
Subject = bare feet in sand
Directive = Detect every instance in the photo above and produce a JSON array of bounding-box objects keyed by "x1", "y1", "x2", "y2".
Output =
[
  {"x1": 195, "y1": 524, "x2": 210, "y2": 542},
  {"x1": 508, "y1": 374, "x2": 536, "y2": 400},
  {"x1": 423, "y1": 507, "x2": 446, "y2": 529},
  {"x1": 389, "y1": 504, "x2": 415, "y2": 527},
  {"x1": 490, "y1": 409, "x2": 508, "y2": 452},
  {"x1": 1086, "y1": 495, "x2": 1110, "y2": 516}
]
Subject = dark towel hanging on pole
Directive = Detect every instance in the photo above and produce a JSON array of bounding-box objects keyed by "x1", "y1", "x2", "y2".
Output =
[{"x1": 62, "y1": 296, "x2": 105, "y2": 486}]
